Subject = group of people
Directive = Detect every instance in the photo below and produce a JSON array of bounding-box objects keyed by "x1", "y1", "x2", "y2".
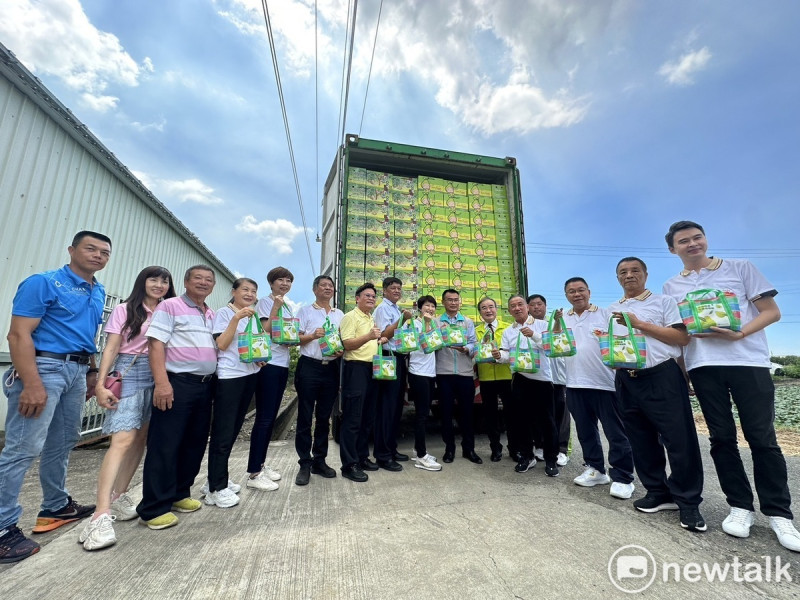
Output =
[{"x1": 0, "y1": 220, "x2": 798, "y2": 566}]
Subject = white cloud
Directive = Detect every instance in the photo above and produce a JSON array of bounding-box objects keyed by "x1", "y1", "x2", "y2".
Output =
[
  {"x1": 80, "y1": 93, "x2": 118, "y2": 113},
  {"x1": 214, "y1": 0, "x2": 343, "y2": 77},
  {"x1": 0, "y1": 0, "x2": 148, "y2": 111},
  {"x1": 160, "y1": 179, "x2": 224, "y2": 205},
  {"x1": 659, "y1": 46, "x2": 712, "y2": 86},
  {"x1": 131, "y1": 171, "x2": 224, "y2": 205},
  {"x1": 130, "y1": 117, "x2": 167, "y2": 133},
  {"x1": 236, "y1": 215, "x2": 309, "y2": 255},
  {"x1": 213, "y1": 0, "x2": 626, "y2": 136}
]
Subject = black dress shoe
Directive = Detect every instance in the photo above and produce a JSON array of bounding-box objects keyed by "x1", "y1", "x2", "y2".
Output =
[
  {"x1": 393, "y1": 452, "x2": 410, "y2": 462},
  {"x1": 342, "y1": 465, "x2": 368, "y2": 483},
  {"x1": 378, "y1": 459, "x2": 403, "y2": 472},
  {"x1": 295, "y1": 466, "x2": 311, "y2": 486},
  {"x1": 442, "y1": 450, "x2": 455, "y2": 463},
  {"x1": 463, "y1": 450, "x2": 483, "y2": 464},
  {"x1": 311, "y1": 462, "x2": 337, "y2": 478},
  {"x1": 360, "y1": 458, "x2": 379, "y2": 472},
  {"x1": 490, "y1": 450, "x2": 503, "y2": 462}
]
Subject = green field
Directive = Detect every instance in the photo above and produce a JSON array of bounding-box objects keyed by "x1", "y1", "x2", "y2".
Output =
[{"x1": 690, "y1": 379, "x2": 800, "y2": 431}]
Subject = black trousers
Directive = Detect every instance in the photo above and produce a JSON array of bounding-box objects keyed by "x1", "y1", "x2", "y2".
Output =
[
  {"x1": 374, "y1": 353, "x2": 407, "y2": 461},
  {"x1": 248, "y1": 363, "x2": 289, "y2": 473},
  {"x1": 566, "y1": 387, "x2": 634, "y2": 484},
  {"x1": 615, "y1": 359, "x2": 704, "y2": 508},
  {"x1": 510, "y1": 375, "x2": 557, "y2": 462},
  {"x1": 690, "y1": 365, "x2": 792, "y2": 518},
  {"x1": 137, "y1": 372, "x2": 213, "y2": 520},
  {"x1": 408, "y1": 373, "x2": 435, "y2": 458},
  {"x1": 437, "y1": 374, "x2": 476, "y2": 453},
  {"x1": 294, "y1": 356, "x2": 341, "y2": 467},
  {"x1": 339, "y1": 360, "x2": 378, "y2": 469},
  {"x1": 479, "y1": 379, "x2": 512, "y2": 453},
  {"x1": 207, "y1": 374, "x2": 257, "y2": 492},
  {"x1": 534, "y1": 383, "x2": 570, "y2": 454}
]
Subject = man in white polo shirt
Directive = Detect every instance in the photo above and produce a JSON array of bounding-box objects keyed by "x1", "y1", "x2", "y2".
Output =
[
  {"x1": 497, "y1": 295, "x2": 559, "y2": 477},
  {"x1": 663, "y1": 220, "x2": 799, "y2": 552},
  {"x1": 609, "y1": 257, "x2": 706, "y2": 533},
  {"x1": 293, "y1": 275, "x2": 344, "y2": 486},
  {"x1": 555, "y1": 277, "x2": 635, "y2": 499}
]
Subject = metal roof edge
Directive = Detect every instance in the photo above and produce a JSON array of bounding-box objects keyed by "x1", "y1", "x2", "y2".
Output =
[{"x1": 0, "y1": 42, "x2": 236, "y2": 282}]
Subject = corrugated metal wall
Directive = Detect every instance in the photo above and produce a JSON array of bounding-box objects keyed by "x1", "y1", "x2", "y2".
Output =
[
  {"x1": 0, "y1": 51, "x2": 238, "y2": 429},
  {"x1": 0, "y1": 72, "x2": 236, "y2": 356}
]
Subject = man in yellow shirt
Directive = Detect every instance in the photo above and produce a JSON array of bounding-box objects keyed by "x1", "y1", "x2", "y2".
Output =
[
  {"x1": 338, "y1": 283, "x2": 387, "y2": 482},
  {"x1": 475, "y1": 297, "x2": 514, "y2": 462}
]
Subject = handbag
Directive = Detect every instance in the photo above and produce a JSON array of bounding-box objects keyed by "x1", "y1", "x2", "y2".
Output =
[
  {"x1": 319, "y1": 316, "x2": 344, "y2": 356},
  {"x1": 103, "y1": 354, "x2": 141, "y2": 398},
  {"x1": 678, "y1": 289, "x2": 742, "y2": 334},
  {"x1": 238, "y1": 315, "x2": 272, "y2": 363},
  {"x1": 393, "y1": 316, "x2": 420, "y2": 353},
  {"x1": 475, "y1": 328, "x2": 498, "y2": 364},
  {"x1": 509, "y1": 332, "x2": 540, "y2": 374},
  {"x1": 372, "y1": 352, "x2": 397, "y2": 380},
  {"x1": 441, "y1": 322, "x2": 467, "y2": 347},
  {"x1": 542, "y1": 312, "x2": 577, "y2": 358},
  {"x1": 599, "y1": 313, "x2": 647, "y2": 369},
  {"x1": 419, "y1": 319, "x2": 445, "y2": 354},
  {"x1": 271, "y1": 304, "x2": 301, "y2": 345}
]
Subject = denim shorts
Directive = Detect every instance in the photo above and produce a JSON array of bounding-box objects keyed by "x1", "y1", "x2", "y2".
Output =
[{"x1": 102, "y1": 353, "x2": 154, "y2": 434}]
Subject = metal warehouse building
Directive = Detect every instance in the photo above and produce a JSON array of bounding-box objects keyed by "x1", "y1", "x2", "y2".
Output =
[{"x1": 0, "y1": 43, "x2": 236, "y2": 432}]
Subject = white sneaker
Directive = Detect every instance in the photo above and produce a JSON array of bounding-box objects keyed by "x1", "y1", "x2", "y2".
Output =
[
  {"x1": 204, "y1": 487, "x2": 241, "y2": 508},
  {"x1": 722, "y1": 508, "x2": 756, "y2": 538},
  {"x1": 246, "y1": 472, "x2": 279, "y2": 491},
  {"x1": 556, "y1": 452, "x2": 569, "y2": 467},
  {"x1": 79, "y1": 513, "x2": 117, "y2": 551},
  {"x1": 110, "y1": 492, "x2": 138, "y2": 521},
  {"x1": 262, "y1": 465, "x2": 281, "y2": 482},
  {"x1": 414, "y1": 454, "x2": 442, "y2": 471},
  {"x1": 533, "y1": 448, "x2": 544, "y2": 461},
  {"x1": 411, "y1": 450, "x2": 437, "y2": 460},
  {"x1": 769, "y1": 516, "x2": 800, "y2": 552},
  {"x1": 201, "y1": 479, "x2": 242, "y2": 496},
  {"x1": 609, "y1": 481, "x2": 635, "y2": 499},
  {"x1": 574, "y1": 467, "x2": 611, "y2": 487}
]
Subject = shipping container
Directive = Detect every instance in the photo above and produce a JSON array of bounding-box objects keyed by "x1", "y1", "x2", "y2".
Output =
[{"x1": 321, "y1": 135, "x2": 527, "y2": 320}]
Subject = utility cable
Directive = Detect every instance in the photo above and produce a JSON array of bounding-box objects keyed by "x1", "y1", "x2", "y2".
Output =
[
  {"x1": 260, "y1": 0, "x2": 316, "y2": 274},
  {"x1": 358, "y1": 0, "x2": 383, "y2": 136},
  {"x1": 314, "y1": 0, "x2": 321, "y2": 242}
]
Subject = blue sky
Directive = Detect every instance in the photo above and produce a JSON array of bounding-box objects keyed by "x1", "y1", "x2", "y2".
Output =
[{"x1": 2, "y1": 0, "x2": 799, "y2": 353}]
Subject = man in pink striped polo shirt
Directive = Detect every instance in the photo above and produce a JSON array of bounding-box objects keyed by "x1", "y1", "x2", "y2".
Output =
[{"x1": 136, "y1": 265, "x2": 217, "y2": 530}]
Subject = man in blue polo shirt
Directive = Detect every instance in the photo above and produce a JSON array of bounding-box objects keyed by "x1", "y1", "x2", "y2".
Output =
[{"x1": 0, "y1": 231, "x2": 111, "y2": 563}]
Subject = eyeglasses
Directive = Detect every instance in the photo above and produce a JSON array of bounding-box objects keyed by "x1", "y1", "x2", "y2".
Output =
[{"x1": 360, "y1": 294, "x2": 376, "y2": 299}]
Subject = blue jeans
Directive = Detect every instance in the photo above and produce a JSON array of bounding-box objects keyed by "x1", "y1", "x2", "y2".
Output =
[{"x1": 0, "y1": 358, "x2": 87, "y2": 529}]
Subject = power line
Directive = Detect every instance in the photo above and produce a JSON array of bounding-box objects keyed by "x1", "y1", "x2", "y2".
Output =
[
  {"x1": 358, "y1": 0, "x2": 383, "y2": 136},
  {"x1": 259, "y1": 0, "x2": 316, "y2": 274},
  {"x1": 314, "y1": 0, "x2": 320, "y2": 242},
  {"x1": 336, "y1": 0, "x2": 359, "y2": 147}
]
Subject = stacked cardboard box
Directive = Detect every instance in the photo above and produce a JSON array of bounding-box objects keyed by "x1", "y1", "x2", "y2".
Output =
[{"x1": 342, "y1": 167, "x2": 520, "y2": 318}]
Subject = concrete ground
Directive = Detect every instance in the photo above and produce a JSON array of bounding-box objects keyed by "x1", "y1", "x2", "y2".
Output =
[{"x1": 1, "y1": 405, "x2": 798, "y2": 600}]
